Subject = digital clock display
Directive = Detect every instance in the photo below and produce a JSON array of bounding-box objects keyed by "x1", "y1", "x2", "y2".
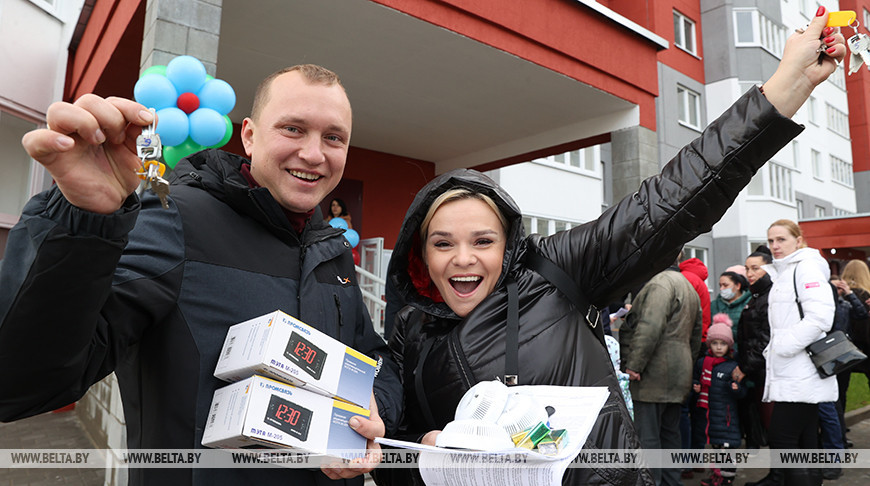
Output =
[
  {"x1": 263, "y1": 394, "x2": 313, "y2": 442},
  {"x1": 284, "y1": 331, "x2": 327, "y2": 380}
]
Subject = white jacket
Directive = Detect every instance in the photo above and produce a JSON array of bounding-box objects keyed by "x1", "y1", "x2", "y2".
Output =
[{"x1": 762, "y1": 247, "x2": 837, "y2": 403}]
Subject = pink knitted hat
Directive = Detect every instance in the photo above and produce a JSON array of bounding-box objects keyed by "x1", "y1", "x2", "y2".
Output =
[{"x1": 707, "y1": 313, "x2": 734, "y2": 347}]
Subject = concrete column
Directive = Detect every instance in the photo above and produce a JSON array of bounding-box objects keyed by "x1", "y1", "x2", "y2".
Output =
[
  {"x1": 610, "y1": 125, "x2": 659, "y2": 202},
  {"x1": 141, "y1": 0, "x2": 223, "y2": 76},
  {"x1": 77, "y1": 5, "x2": 225, "y2": 485},
  {"x1": 856, "y1": 171, "x2": 870, "y2": 213}
]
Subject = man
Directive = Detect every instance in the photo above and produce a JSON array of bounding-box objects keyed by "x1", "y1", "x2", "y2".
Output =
[
  {"x1": 621, "y1": 261, "x2": 702, "y2": 486},
  {"x1": 0, "y1": 65, "x2": 402, "y2": 485}
]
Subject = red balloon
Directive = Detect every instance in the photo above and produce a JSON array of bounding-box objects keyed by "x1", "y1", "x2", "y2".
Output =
[
  {"x1": 352, "y1": 248, "x2": 361, "y2": 266},
  {"x1": 177, "y1": 92, "x2": 200, "y2": 114}
]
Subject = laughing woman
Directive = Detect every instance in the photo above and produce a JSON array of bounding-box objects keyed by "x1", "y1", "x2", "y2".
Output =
[{"x1": 374, "y1": 11, "x2": 844, "y2": 486}]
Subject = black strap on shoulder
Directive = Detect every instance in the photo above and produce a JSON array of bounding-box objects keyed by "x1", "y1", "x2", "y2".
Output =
[
  {"x1": 524, "y1": 250, "x2": 606, "y2": 349},
  {"x1": 793, "y1": 263, "x2": 804, "y2": 319},
  {"x1": 505, "y1": 278, "x2": 519, "y2": 386},
  {"x1": 414, "y1": 337, "x2": 438, "y2": 430}
]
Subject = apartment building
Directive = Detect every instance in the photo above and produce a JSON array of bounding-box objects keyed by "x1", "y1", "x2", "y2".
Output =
[{"x1": 489, "y1": 0, "x2": 864, "y2": 289}]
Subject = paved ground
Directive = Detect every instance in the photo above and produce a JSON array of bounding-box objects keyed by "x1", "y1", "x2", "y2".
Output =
[
  {"x1": 0, "y1": 410, "x2": 103, "y2": 485},
  {"x1": 681, "y1": 409, "x2": 870, "y2": 486},
  {"x1": 4, "y1": 407, "x2": 870, "y2": 485}
]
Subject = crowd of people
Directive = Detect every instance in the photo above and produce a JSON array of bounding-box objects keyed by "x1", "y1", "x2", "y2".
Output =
[
  {"x1": 616, "y1": 220, "x2": 870, "y2": 486},
  {"x1": 0, "y1": 7, "x2": 861, "y2": 486}
]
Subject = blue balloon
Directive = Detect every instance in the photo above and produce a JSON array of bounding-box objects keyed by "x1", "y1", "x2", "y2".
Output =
[
  {"x1": 155, "y1": 107, "x2": 190, "y2": 146},
  {"x1": 328, "y1": 217, "x2": 349, "y2": 230},
  {"x1": 343, "y1": 229, "x2": 360, "y2": 248},
  {"x1": 166, "y1": 55, "x2": 207, "y2": 94},
  {"x1": 189, "y1": 108, "x2": 226, "y2": 146},
  {"x1": 198, "y1": 79, "x2": 236, "y2": 115},
  {"x1": 134, "y1": 74, "x2": 178, "y2": 110}
]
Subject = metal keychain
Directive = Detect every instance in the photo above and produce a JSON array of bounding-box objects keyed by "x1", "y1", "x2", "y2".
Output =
[{"x1": 135, "y1": 108, "x2": 170, "y2": 209}]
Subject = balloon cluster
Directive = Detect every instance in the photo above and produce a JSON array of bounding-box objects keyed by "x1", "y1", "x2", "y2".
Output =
[
  {"x1": 133, "y1": 56, "x2": 236, "y2": 168},
  {"x1": 328, "y1": 218, "x2": 360, "y2": 248}
]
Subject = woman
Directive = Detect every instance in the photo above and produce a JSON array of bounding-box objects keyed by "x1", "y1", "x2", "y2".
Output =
[
  {"x1": 376, "y1": 13, "x2": 844, "y2": 486},
  {"x1": 711, "y1": 270, "x2": 751, "y2": 350},
  {"x1": 733, "y1": 246, "x2": 774, "y2": 448},
  {"x1": 839, "y1": 260, "x2": 870, "y2": 407},
  {"x1": 325, "y1": 197, "x2": 353, "y2": 228},
  {"x1": 757, "y1": 219, "x2": 837, "y2": 486}
]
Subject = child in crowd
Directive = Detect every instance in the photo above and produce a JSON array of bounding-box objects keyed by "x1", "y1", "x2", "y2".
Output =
[
  {"x1": 605, "y1": 334, "x2": 633, "y2": 419},
  {"x1": 693, "y1": 314, "x2": 747, "y2": 486}
]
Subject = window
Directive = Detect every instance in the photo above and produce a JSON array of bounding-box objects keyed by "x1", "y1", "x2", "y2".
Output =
[
  {"x1": 811, "y1": 149, "x2": 823, "y2": 179},
  {"x1": 536, "y1": 147, "x2": 599, "y2": 174},
  {"x1": 733, "y1": 9, "x2": 787, "y2": 56},
  {"x1": 800, "y1": 0, "x2": 817, "y2": 19},
  {"x1": 833, "y1": 207, "x2": 854, "y2": 216},
  {"x1": 828, "y1": 64, "x2": 846, "y2": 90},
  {"x1": 826, "y1": 104, "x2": 850, "y2": 137},
  {"x1": 677, "y1": 85, "x2": 701, "y2": 130},
  {"x1": 747, "y1": 169, "x2": 764, "y2": 196},
  {"x1": 768, "y1": 162, "x2": 794, "y2": 203},
  {"x1": 830, "y1": 155, "x2": 853, "y2": 186},
  {"x1": 796, "y1": 199, "x2": 804, "y2": 219},
  {"x1": 523, "y1": 215, "x2": 576, "y2": 236},
  {"x1": 0, "y1": 111, "x2": 39, "y2": 227},
  {"x1": 807, "y1": 96, "x2": 818, "y2": 125},
  {"x1": 673, "y1": 10, "x2": 697, "y2": 55},
  {"x1": 747, "y1": 160, "x2": 794, "y2": 202},
  {"x1": 791, "y1": 140, "x2": 800, "y2": 169},
  {"x1": 682, "y1": 246, "x2": 710, "y2": 289},
  {"x1": 865, "y1": 9, "x2": 870, "y2": 33},
  {"x1": 814, "y1": 205, "x2": 826, "y2": 218}
]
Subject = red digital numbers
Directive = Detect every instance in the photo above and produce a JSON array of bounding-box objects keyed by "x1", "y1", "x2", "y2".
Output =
[
  {"x1": 275, "y1": 404, "x2": 300, "y2": 425},
  {"x1": 293, "y1": 341, "x2": 317, "y2": 364}
]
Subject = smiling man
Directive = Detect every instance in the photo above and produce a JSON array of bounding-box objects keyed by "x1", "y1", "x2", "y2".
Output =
[{"x1": 0, "y1": 64, "x2": 402, "y2": 486}]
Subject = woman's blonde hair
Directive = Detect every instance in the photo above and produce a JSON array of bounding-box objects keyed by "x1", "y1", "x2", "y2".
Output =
[
  {"x1": 419, "y1": 188, "x2": 508, "y2": 244},
  {"x1": 768, "y1": 219, "x2": 807, "y2": 249},
  {"x1": 842, "y1": 260, "x2": 870, "y2": 293}
]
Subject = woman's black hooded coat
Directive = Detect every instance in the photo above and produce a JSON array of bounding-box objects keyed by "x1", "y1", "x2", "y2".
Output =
[{"x1": 378, "y1": 88, "x2": 802, "y2": 486}]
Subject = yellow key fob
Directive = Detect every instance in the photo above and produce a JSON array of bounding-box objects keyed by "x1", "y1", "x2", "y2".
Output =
[
  {"x1": 137, "y1": 160, "x2": 167, "y2": 180},
  {"x1": 827, "y1": 10, "x2": 857, "y2": 27}
]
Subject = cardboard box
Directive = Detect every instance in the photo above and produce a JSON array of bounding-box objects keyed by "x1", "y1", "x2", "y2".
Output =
[
  {"x1": 214, "y1": 310, "x2": 376, "y2": 409},
  {"x1": 202, "y1": 375, "x2": 369, "y2": 458}
]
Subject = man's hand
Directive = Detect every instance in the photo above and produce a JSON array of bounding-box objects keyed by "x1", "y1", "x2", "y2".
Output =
[
  {"x1": 421, "y1": 430, "x2": 441, "y2": 446},
  {"x1": 626, "y1": 369, "x2": 641, "y2": 381},
  {"x1": 732, "y1": 365, "x2": 745, "y2": 383},
  {"x1": 21, "y1": 95, "x2": 154, "y2": 214},
  {"x1": 321, "y1": 393, "x2": 384, "y2": 480}
]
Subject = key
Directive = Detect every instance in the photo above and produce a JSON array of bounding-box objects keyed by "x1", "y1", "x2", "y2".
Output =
[
  {"x1": 847, "y1": 33, "x2": 870, "y2": 75},
  {"x1": 135, "y1": 108, "x2": 171, "y2": 209},
  {"x1": 150, "y1": 176, "x2": 171, "y2": 209}
]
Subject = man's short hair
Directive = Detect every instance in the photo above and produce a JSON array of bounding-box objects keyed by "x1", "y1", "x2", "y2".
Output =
[{"x1": 250, "y1": 64, "x2": 345, "y2": 120}]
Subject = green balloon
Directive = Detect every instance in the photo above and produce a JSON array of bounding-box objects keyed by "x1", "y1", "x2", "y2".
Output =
[
  {"x1": 162, "y1": 145, "x2": 183, "y2": 169},
  {"x1": 209, "y1": 116, "x2": 234, "y2": 148},
  {"x1": 163, "y1": 137, "x2": 205, "y2": 169},
  {"x1": 141, "y1": 65, "x2": 167, "y2": 78}
]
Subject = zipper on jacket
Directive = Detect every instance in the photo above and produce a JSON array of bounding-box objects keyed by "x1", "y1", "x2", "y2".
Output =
[
  {"x1": 448, "y1": 330, "x2": 476, "y2": 389},
  {"x1": 334, "y1": 294, "x2": 344, "y2": 333}
]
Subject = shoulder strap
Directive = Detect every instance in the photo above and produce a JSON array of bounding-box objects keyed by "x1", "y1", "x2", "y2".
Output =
[
  {"x1": 414, "y1": 337, "x2": 438, "y2": 429},
  {"x1": 505, "y1": 278, "x2": 519, "y2": 385},
  {"x1": 524, "y1": 250, "x2": 606, "y2": 349},
  {"x1": 793, "y1": 262, "x2": 804, "y2": 319}
]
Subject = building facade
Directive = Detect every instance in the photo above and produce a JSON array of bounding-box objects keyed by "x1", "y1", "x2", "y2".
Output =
[{"x1": 489, "y1": 0, "x2": 865, "y2": 293}]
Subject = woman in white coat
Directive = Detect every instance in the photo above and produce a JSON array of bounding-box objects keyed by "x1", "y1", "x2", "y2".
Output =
[{"x1": 751, "y1": 219, "x2": 836, "y2": 486}]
